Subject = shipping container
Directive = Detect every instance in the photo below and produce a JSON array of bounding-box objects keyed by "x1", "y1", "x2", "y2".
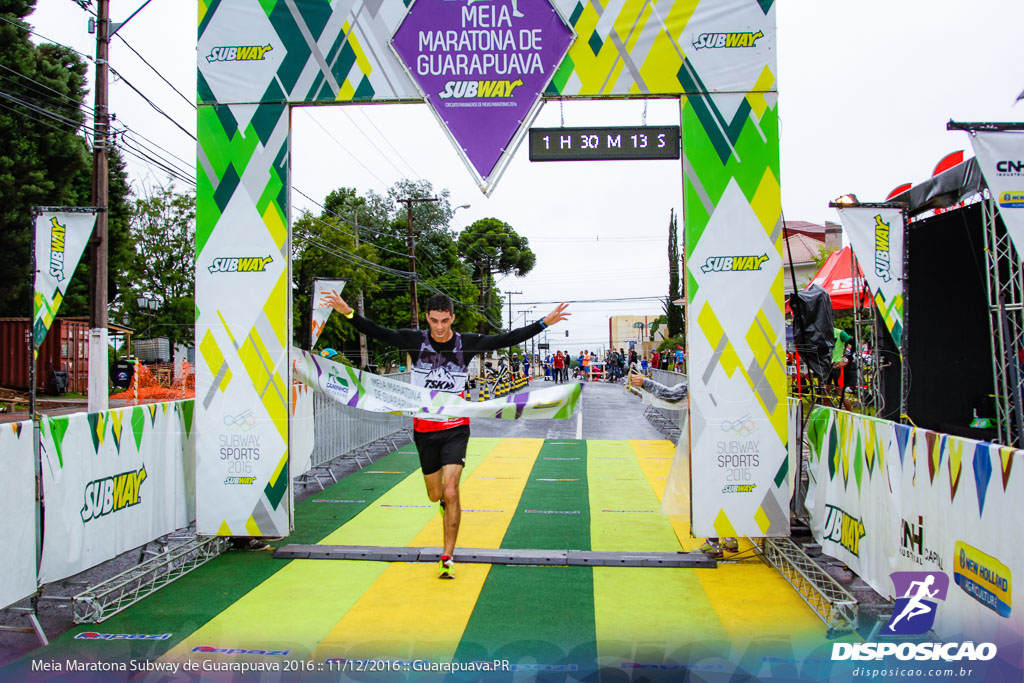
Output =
[{"x1": 0, "y1": 317, "x2": 90, "y2": 393}]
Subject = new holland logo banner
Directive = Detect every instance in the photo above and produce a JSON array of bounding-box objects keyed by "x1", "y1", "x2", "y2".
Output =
[
  {"x1": 292, "y1": 349, "x2": 581, "y2": 420},
  {"x1": 969, "y1": 132, "x2": 1024, "y2": 261},
  {"x1": 33, "y1": 210, "x2": 96, "y2": 350},
  {"x1": 310, "y1": 279, "x2": 346, "y2": 349},
  {"x1": 837, "y1": 206, "x2": 905, "y2": 347}
]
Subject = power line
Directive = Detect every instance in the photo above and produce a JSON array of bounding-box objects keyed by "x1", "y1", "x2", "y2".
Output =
[
  {"x1": 114, "y1": 33, "x2": 195, "y2": 110},
  {"x1": 109, "y1": 66, "x2": 195, "y2": 140}
]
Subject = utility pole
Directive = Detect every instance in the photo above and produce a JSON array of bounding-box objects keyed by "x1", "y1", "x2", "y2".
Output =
[
  {"x1": 352, "y1": 207, "x2": 368, "y2": 369},
  {"x1": 398, "y1": 196, "x2": 438, "y2": 329},
  {"x1": 506, "y1": 291, "x2": 521, "y2": 367},
  {"x1": 88, "y1": 0, "x2": 110, "y2": 412}
]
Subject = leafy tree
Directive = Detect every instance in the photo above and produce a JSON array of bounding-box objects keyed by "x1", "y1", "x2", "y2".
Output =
[
  {"x1": 0, "y1": 3, "x2": 132, "y2": 322},
  {"x1": 666, "y1": 208, "x2": 684, "y2": 339},
  {"x1": 292, "y1": 194, "x2": 380, "y2": 353},
  {"x1": 120, "y1": 184, "x2": 195, "y2": 346},
  {"x1": 456, "y1": 217, "x2": 535, "y2": 333}
]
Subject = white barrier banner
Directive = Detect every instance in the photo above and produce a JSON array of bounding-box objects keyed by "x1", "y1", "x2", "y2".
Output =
[
  {"x1": 292, "y1": 349, "x2": 582, "y2": 420},
  {"x1": 970, "y1": 131, "x2": 1024, "y2": 262},
  {"x1": 38, "y1": 401, "x2": 196, "y2": 584},
  {"x1": 33, "y1": 210, "x2": 96, "y2": 349},
  {"x1": 0, "y1": 421, "x2": 37, "y2": 609},
  {"x1": 837, "y1": 206, "x2": 905, "y2": 347},
  {"x1": 310, "y1": 279, "x2": 345, "y2": 349},
  {"x1": 290, "y1": 380, "x2": 314, "y2": 478},
  {"x1": 805, "y1": 407, "x2": 1023, "y2": 646}
]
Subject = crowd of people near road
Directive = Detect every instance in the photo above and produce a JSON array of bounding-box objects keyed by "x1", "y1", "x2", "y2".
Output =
[{"x1": 469, "y1": 345, "x2": 689, "y2": 387}]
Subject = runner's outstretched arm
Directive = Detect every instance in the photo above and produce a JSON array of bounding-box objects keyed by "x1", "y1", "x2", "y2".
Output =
[
  {"x1": 469, "y1": 302, "x2": 572, "y2": 352},
  {"x1": 324, "y1": 292, "x2": 417, "y2": 348}
]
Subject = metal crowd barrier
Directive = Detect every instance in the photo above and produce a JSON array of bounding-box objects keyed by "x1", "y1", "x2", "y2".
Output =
[{"x1": 310, "y1": 371, "x2": 412, "y2": 470}]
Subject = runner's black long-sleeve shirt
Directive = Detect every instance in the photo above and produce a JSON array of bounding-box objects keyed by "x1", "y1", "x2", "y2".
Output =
[{"x1": 347, "y1": 313, "x2": 546, "y2": 363}]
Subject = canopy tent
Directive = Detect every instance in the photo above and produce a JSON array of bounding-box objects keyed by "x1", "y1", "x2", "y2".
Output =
[
  {"x1": 808, "y1": 247, "x2": 872, "y2": 310},
  {"x1": 785, "y1": 246, "x2": 871, "y2": 315}
]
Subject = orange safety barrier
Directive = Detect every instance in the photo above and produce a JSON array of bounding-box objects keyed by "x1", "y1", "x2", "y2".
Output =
[{"x1": 110, "y1": 361, "x2": 195, "y2": 403}]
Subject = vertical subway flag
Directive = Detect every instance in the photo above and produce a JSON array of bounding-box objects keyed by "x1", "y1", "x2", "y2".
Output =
[
  {"x1": 969, "y1": 131, "x2": 1024, "y2": 261},
  {"x1": 390, "y1": 0, "x2": 574, "y2": 194},
  {"x1": 310, "y1": 279, "x2": 346, "y2": 349},
  {"x1": 33, "y1": 211, "x2": 97, "y2": 351},
  {"x1": 837, "y1": 207, "x2": 906, "y2": 347}
]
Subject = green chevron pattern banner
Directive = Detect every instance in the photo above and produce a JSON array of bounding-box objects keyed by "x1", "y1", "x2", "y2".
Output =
[
  {"x1": 196, "y1": 0, "x2": 778, "y2": 537},
  {"x1": 0, "y1": 420, "x2": 36, "y2": 610},
  {"x1": 195, "y1": 102, "x2": 293, "y2": 537},
  {"x1": 198, "y1": 0, "x2": 776, "y2": 105},
  {"x1": 805, "y1": 406, "x2": 1023, "y2": 646},
  {"x1": 681, "y1": 83, "x2": 785, "y2": 538}
]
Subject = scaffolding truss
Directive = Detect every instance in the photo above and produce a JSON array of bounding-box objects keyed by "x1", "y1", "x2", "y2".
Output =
[
  {"x1": 759, "y1": 537, "x2": 859, "y2": 633},
  {"x1": 73, "y1": 536, "x2": 230, "y2": 624},
  {"x1": 982, "y1": 195, "x2": 1024, "y2": 447}
]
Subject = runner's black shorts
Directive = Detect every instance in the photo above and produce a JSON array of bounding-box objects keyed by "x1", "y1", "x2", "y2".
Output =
[{"x1": 413, "y1": 424, "x2": 469, "y2": 475}]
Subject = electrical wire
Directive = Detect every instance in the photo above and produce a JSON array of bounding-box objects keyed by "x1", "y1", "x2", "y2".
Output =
[
  {"x1": 114, "y1": 33, "x2": 196, "y2": 110},
  {"x1": 108, "y1": 66, "x2": 196, "y2": 141}
]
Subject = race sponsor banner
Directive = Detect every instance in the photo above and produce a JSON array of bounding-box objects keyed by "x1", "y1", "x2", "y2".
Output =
[
  {"x1": 198, "y1": 0, "x2": 774, "y2": 103},
  {"x1": 310, "y1": 279, "x2": 345, "y2": 349},
  {"x1": 391, "y1": 0, "x2": 574, "y2": 191},
  {"x1": 38, "y1": 400, "x2": 195, "y2": 583},
  {"x1": 292, "y1": 348, "x2": 581, "y2": 420},
  {"x1": 837, "y1": 207, "x2": 905, "y2": 347},
  {"x1": 682, "y1": 86, "x2": 787, "y2": 537},
  {"x1": 805, "y1": 406, "x2": 1023, "y2": 646},
  {"x1": 290, "y1": 379, "x2": 314, "y2": 478},
  {"x1": 33, "y1": 210, "x2": 96, "y2": 349},
  {"x1": 0, "y1": 420, "x2": 37, "y2": 609},
  {"x1": 197, "y1": 0, "x2": 778, "y2": 540},
  {"x1": 969, "y1": 131, "x2": 1024, "y2": 260},
  {"x1": 195, "y1": 102, "x2": 292, "y2": 538}
]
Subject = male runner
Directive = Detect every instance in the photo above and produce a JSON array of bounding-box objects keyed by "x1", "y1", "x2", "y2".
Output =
[{"x1": 326, "y1": 292, "x2": 570, "y2": 579}]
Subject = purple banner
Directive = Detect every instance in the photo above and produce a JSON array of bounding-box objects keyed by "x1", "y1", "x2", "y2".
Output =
[{"x1": 391, "y1": 0, "x2": 574, "y2": 182}]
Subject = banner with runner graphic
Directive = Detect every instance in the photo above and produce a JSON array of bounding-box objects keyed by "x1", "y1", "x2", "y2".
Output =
[
  {"x1": 837, "y1": 206, "x2": 905, "y2": 347},
  {"x1": 969, "y1": 131, "x2": 1024, "y2": 260},
  {"x1": 805, "y1": 406, "x2": 1023, "y2": 646},
  {"x1": 0, "y1": 420, "x2": 37, "y2": 609},
  {"x1": 38, "y1": 400, "x2": 195, "y2": 583},
  {"x1": 310, "y1": 279, "x2": 345, "y2": 349},
  {"x1": 33, "y1": 210, "x2": 97, "y2": 350},
  {"x1": 292, "y1": 349, "x2": 581, "y2": 420}
]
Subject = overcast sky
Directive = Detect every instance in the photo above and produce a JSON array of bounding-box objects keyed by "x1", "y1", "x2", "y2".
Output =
[{"x1": 25, "y1": 0, "x2": 1024, "y2": 354}]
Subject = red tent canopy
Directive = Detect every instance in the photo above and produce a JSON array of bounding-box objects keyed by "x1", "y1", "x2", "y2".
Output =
[{"x1": 808, "y1": 246, "x2": 872, "y2": 310}]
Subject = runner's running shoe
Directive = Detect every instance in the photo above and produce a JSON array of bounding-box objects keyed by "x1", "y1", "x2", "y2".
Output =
[
  {"x1": 722, "y1": 537, "x2": 739, "y2": 553},
  {"x1": 438, "y1": 555, "x2": 455, "y2": 579},
  {"x1": 698, "y1": 540, "x2": 722, "y2": 559}
]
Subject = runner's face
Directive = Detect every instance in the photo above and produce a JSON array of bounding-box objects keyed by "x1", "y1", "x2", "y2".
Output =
[{"x1": 426, "y1": 310, "x2": 454, "y2": 342}]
